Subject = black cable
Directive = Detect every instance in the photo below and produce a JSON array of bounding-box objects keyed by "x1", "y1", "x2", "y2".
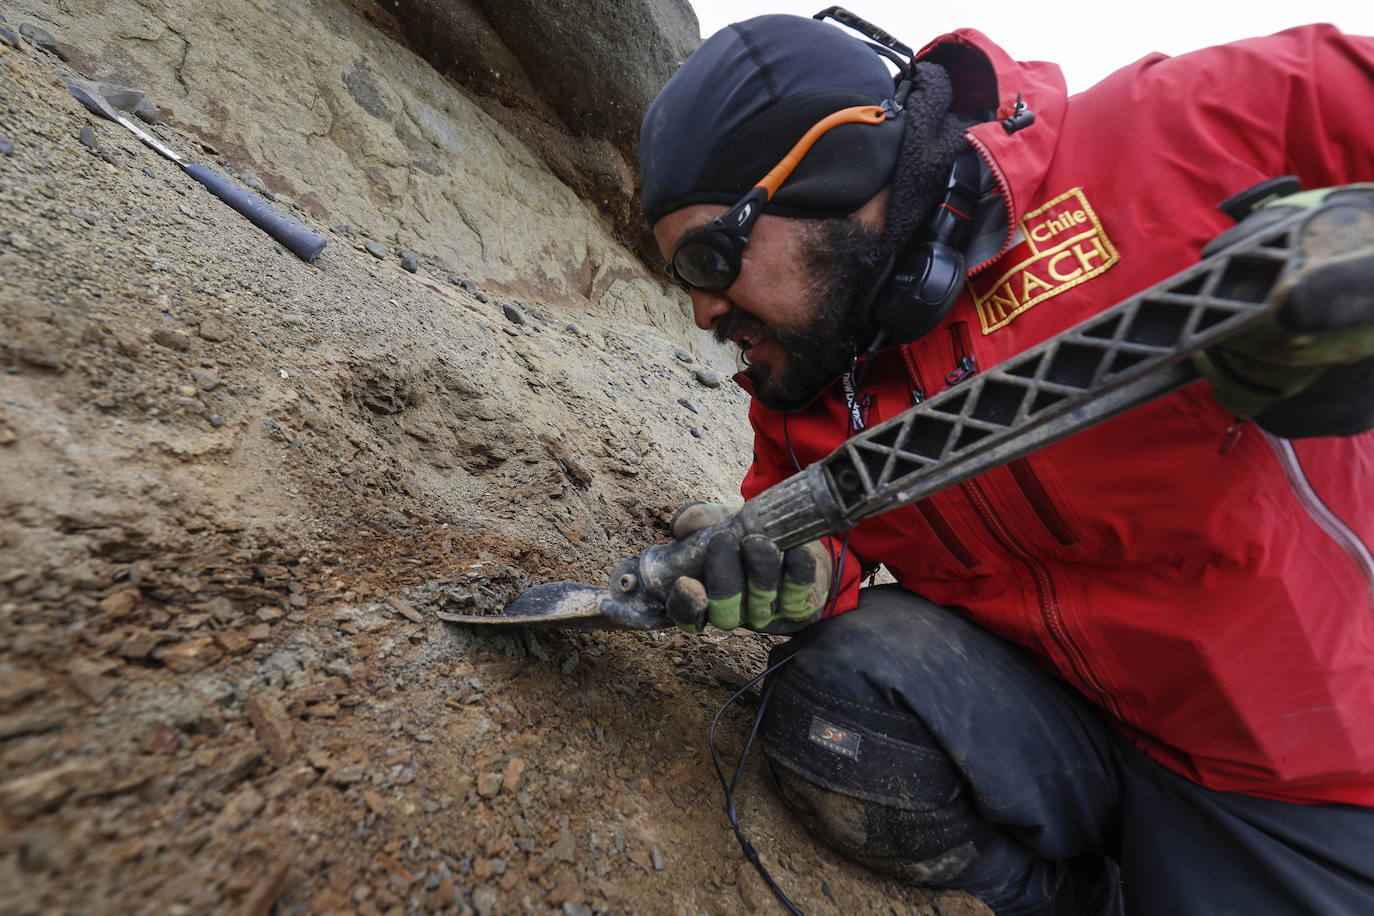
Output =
[
  {"x1": 715, "y1": 349, "x2": 873, "y2": 911},
  {"x1": 708, "y1": 530, "x2": 854, "y2": 915},
  {"x1": 782, "y1": 414, "x2": 804, "y2": 475},
  {"x1": 710, "y1": 655, "x2": 804, "y2": 915}
]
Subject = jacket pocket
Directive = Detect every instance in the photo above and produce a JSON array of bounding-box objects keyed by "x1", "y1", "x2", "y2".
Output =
[
  {"x1": 915, "y1": 499, "x2": 981, "y2": 569},
  {"x1": 1008, "y1": 459, "x2": 1078, "y2": 547}
]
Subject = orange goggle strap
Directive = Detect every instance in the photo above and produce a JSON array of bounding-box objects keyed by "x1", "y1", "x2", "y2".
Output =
[{"x1": 754, "y1": 105, "x2": 889, "y2": 200}]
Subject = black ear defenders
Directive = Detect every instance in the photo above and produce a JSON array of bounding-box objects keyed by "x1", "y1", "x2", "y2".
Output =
[
  {"x1": 814, "y1": 8, "x2": 983, "y2": 349},
  {"x1": 867, "y1": 147, "x2": 983, "y2": 346}
]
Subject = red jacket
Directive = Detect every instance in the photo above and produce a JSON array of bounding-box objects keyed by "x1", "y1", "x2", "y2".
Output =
[{"x1": 740, "y1": 25, "x2": 1374, "y2": 806}]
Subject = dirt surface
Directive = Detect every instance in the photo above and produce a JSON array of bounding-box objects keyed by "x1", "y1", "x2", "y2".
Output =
[{"x1": 0, "y1": 26, "x2": 988, "y2": 916}]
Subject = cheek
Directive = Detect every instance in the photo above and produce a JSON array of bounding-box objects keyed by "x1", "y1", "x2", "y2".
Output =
[{"x1": 738, "y1": 233, "x2": 816, "y2": 324}]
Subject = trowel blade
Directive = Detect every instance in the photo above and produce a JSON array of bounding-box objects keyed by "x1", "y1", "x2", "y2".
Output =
[{"x1": 436, "y1": 581, "x2": 614, "y2": 629}]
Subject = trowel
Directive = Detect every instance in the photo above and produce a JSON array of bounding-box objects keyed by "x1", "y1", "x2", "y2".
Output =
[{"x1": 448, "y1": 190, "x2": 1374, "y2": 631}]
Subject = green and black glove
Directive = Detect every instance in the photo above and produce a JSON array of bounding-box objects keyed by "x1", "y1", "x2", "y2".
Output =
[
  {"x1": 1193, "y1": 184, "x2": 1374, "y2": 436},
  {"x1": 664, "y1": 502, "x2": 833, "y2": 635}
]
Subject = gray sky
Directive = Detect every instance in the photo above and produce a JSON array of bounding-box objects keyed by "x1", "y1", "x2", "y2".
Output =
[{"x1": 687, "y1": 1, "x2": 1374, "y2": 92}]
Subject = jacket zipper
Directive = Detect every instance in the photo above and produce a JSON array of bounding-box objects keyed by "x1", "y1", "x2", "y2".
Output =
[
  {"x1": 962, "y1": 478, "x2": 1124, "y2": 719},
  {"x1": 942, "y1": 318, "x2": 1110, "y2": 714},
  {"x1": 1007, "y1": 459, "x2": 1078, "y2": 547},
  {"x1": 941, "y1": 311, "x2": 1112, "y2": 710},
  {"x1": 945, "y1": 322, "x2": 977, "y2": 385},
  {"x1": 963, "y1": 130, "x2": 1019, "y2": 275},
  {"x1": 1261, "y1": 432, "x2": 1374, "y2": 607},
  {"x1": 899, "y1": 345, "x2": 927, "y2": 405}
]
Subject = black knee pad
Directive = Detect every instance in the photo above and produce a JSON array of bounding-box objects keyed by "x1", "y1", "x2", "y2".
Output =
[{"x1": 760, "y1": 657, "x2": 995, "y2": 885}]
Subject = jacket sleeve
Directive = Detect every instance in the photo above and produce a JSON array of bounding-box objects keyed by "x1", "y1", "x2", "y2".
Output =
[
  {"x1": 740, "y1": 403, "x2": 865, "y2": 616},
  {"x1": 1130, "y1": 26, "x2": 1374, "y2": 436},
  {"x1": 1124, "y1": 25, "x2": 1374, "y2": 191},
  {"x1": 1233, "y1": 26, "x2": 1374, "y2": 437}
]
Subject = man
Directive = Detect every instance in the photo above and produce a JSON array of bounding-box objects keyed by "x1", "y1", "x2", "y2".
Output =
[{"x1": 639, "y1": 13, "x2": 1374, "y2": 915}]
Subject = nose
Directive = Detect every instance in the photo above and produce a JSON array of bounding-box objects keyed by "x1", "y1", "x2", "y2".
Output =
[{"x1": 690, "y1": 289, "x2": 731, "y2": 331}]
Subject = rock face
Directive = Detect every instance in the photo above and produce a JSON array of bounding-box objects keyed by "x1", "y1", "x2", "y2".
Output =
[
  {"x1": 376, "y1": 0, "x2": 700, "y2": 266},
  {"x1": 5, "y1": 0, "x2": 698, "y2": 339},
  {"x1": 0, "y1": 8, "x2": 989, "y2": 914},
  {"x1": 462, "y1": 0, "x2": 698, "y2": 148}
]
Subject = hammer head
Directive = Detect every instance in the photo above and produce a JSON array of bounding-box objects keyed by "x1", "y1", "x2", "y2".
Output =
[{"x1": 65, "y1": 78, "x2": 145, "y2": 121}]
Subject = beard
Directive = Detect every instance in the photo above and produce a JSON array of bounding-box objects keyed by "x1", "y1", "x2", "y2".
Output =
[{"x1": 715, "y1": 217, "x2": 887, "y2": 413}]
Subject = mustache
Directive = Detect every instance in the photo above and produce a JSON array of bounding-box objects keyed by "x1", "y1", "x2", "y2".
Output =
[{"x1": 711, "y1": 306, "x2": 771, "y2": 347}]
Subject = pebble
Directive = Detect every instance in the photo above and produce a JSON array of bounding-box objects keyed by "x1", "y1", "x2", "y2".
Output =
[
  {"x1": 690, "y1": 427, "x2": 703, "y2": 438},
  {"x1": 198, "y1": 315, "x2": 231, "y2": 342},
  {"x1": 398, "y1": 250, "x2": 419, "y2": 273},
  {"x1": 155, "y1": 636, "x2": 220, "y2": 672},
  {"x1": 141, "y1": 165, "x2": 156, "y2": 179},
  {"x1": 209, "y1": 413, "x2": 225, "y2": 427},
  {"x1": 0, "y1": 26, "x2": 17, "y2": 50},
  {"x1": 501, "y1": 303, "x2": 526, "y2": 326},
  {"x1": 650, "y1": 847, "x2": 665, "y2": 870},
  {"x1": 364, "y1": 240, "x2": 387, "y2": 259},
  {"x1": 19, "y1": 23, "x2": 66, "y2": 60},
  {"x1": 239, "y1": 168, "x2": 268, "y2": 194},
  {"x1": 694, "y1": 368, "x2": 722, "y2": 388},
  {"x1": 565, "y1": 323, "x2": 583, "y2": 336},
  {"x1": 213, "y1": 785, "x2": 265, "y2": 834},
  {"x1": 563, "y1": 905, "x2": 592, "y2": 916},
  {"x1": 677, "y1": 398, "x2": 700, "y2": 414},
  {"x1": 70, "y1": 208, "x2": 95, "y2": 225},
  {"x1": 78, "y1": 125, "x2": 97, "y2": 150},
  {"x1": 501, "y1": 758, "x2": 526, "y2": 793},
  {"x1": 0, "y1": 136, "x2": 12, "y2": 156},
  {"x1": 98, "y1": 151, "x2": 118, "y2": 166},
  {"x1": 8, "y1": 232, "x2": 32, "y2": 251},
  {"x1": 152, "y1": 328, "x2": 192, "y2": 351},
  {"x1": 134, "y1": 99, "x2": 163, "y2": 125},
  {"x1": 673, "y1": 348, "x2": 694, "y2": 364},
  {"x1": 447, "y1": 274, "x2": 479, "y2": 295},
  {"x1": 560, "y1": 651, "x2": 579, "y2": 676},
  {"x1": 476, "y1": 773, "x2": 502, "y2": 799},
  {"x1": 472, "y1": 888, "x2": 498, "y2": 916},
  {"x1": 245, "y1": 692, "x2": 295, "y2": 765}
]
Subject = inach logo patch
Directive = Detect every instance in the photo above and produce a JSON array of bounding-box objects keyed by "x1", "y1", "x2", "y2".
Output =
[
  {"x1": 972, "y1": 187, "x2": 1120, "y2": 334},
  {"x1": 808, "y1": 716, "x2": 861, "y2": 760}
]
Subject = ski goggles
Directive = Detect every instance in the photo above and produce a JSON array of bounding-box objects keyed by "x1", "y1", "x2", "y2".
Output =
[{"x1": 666, "y1": 105, "x2": 890, "y2": 293}]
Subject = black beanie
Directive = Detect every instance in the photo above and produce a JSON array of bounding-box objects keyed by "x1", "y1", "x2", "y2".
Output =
[{"x1": 639, "y1": 15, "x2": 906, "y2": 225}]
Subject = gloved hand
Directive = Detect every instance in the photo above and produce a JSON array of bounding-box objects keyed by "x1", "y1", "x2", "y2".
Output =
[
  {"x1": 664, "y1": 502, "x2": 833, "y2": 635},
  {"x1": 1193, "y1": 184, "x2": 1374, "y2": 422}
]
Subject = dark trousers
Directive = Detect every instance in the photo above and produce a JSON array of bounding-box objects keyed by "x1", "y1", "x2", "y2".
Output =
[{"x1": 758, "y1": 586, "x2": 1374, "y2": 915}]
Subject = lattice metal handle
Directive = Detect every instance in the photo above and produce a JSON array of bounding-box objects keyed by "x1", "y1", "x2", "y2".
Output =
[
  {"x1": 487, "y1": 198, "x2": 1345, "y2": 631},
  {"x1": 801, "y1": 200, "x2": 1322, "y2": 536}
]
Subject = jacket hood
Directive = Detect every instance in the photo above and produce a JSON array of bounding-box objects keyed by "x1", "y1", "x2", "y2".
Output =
[{"x1": 916, "y1": 29, "x2": 1069, "y2": 230}]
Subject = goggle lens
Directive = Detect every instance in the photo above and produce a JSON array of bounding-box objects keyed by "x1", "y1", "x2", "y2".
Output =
[
  {"x1": 661, "y1": 107, "x2": 888, "y2": 294},
  {"x1": 671, "y1": 236, "x2": 737, "y2": 292}
]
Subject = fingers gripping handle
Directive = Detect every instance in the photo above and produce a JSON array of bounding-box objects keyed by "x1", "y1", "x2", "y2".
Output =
[{"x1": 597, "y1": 467, "x2": 842, "y2": 628}]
